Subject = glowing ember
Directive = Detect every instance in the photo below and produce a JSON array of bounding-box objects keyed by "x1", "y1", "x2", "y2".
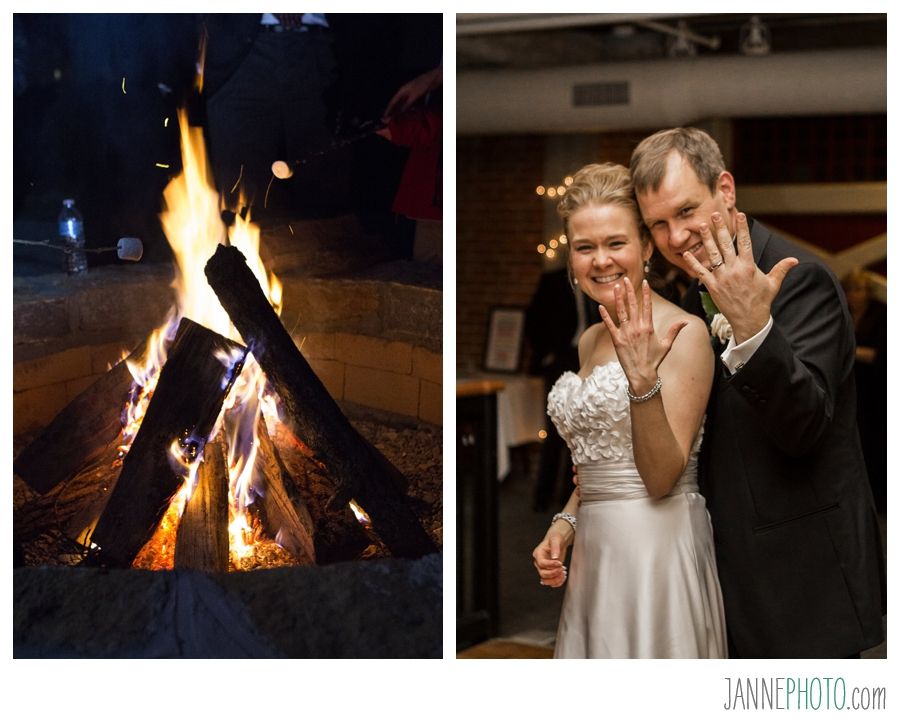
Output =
[
  {"x1": 133, "y1": 480, "x2": 192, "y2": 570},
  {"x1": 228, "y1": 499, "x2": 264, "y2": 566}
]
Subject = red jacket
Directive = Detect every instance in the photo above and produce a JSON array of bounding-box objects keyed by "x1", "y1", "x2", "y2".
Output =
[{"x1": 386, "y1": 108, "x2": 442, "y2": 221}]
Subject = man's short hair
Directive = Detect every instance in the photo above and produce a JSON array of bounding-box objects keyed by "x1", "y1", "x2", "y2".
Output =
[{"x1": 630, "y1": 127, "x2": 726, "y2": 195}]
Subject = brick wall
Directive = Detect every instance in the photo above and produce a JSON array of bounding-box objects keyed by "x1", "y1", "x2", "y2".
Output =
[
  {"x1": 456, "y1": 131, "x2": 656, "y2": 372},
  {"x1": 591, "y1": 129, "x2": 655, "y2": 168},
  {"x1": 13, "y1": 266, "x2": 175, "y2": 436},
  {"x1": 301, "y1": 332, "x2": 442, "y2": 424},
  {"x1": 456, "y1": 135, "x2": 546, "y2": 371}
]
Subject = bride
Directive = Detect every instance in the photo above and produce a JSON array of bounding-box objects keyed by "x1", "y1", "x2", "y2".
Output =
[{"x1": 531, "y1": 163, "x2": 726, "y2": 658}]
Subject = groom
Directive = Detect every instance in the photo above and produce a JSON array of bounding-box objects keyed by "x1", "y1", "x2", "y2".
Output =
[{"x1": 630, "y1": 127, "x2": 885, "y2": 658}]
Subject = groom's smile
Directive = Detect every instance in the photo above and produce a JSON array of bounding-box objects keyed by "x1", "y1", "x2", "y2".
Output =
[{"x1": 635, "y1": 150, "x2": 736, "y2": 278}]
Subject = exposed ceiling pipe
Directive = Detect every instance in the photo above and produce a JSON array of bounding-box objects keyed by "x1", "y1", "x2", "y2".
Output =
[
  {"x1": 457, "y1": 48, "x2": 885, "y2": 134},
  {"x1": 632, "y1": 18, "x2": 720, "y2": 50},
  {"x1": 456, "y1": 13, "x2": 698, "y2": 36}
]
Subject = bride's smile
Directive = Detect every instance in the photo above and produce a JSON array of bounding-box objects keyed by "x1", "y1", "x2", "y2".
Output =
[{"x1": 567, "y1": 203, "x2": 652, "y2": 322}]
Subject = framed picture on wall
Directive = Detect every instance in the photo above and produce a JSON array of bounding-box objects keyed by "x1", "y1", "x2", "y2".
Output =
[{"x1": 483, "y1": 306, "x2": 526, "y2": 373}]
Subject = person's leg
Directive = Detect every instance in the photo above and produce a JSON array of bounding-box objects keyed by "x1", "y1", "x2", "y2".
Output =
[
  {"x1": 280, "y1": 31, "x2": 351, "y2": 217},
  {"x1": 206, "y1": 37, "x2": 283, "y2": 213}
]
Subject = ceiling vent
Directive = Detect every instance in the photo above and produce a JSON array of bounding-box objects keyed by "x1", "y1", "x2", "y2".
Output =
[{"x1": 572, "y1": 81, "x2": 630, "y2": 107}]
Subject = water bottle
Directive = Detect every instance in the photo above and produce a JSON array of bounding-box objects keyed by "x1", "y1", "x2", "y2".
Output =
[{"x1": 58, "y1": 198, "x2": 88, "y2": 275}]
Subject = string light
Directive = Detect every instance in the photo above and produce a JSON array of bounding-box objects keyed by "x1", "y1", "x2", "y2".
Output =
[
  {"x1": 538, "y1": 429, "x2": 548, "y2": 440},
  {"x1": 546, "y1": 249, "x2": 556, "y2": 259},
  {"x1": 535, "y1": 176, "x2": 575, "y2": 202},
  {"x1": 549, "y1": 239, "x2": 559, "y2": 249},
  {"x1": 537, "y1": 244, "x2": 547, "y2": 254},
  {"x1": 559, "y1": 234, "x2": 568, "y2": 244}
]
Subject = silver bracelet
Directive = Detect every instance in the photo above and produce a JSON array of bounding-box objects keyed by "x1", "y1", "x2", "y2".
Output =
[
  {"x1": 626, "y1": 376, "x2": 662, "y2": 403},
  {"x1": 551, "y1": 512, "x2": 577, "y2": 532}
]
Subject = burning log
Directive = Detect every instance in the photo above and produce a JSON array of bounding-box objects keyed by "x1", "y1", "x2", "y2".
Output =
[
  {"x1": 254, "y1": 418, "x2": 317, "y2": 565},
  {"x1": 174, "y1": 434, "x2": 229, "y2": 573},
  {"x1": 88, "y1": 317, "x2": 246, "y2": 567},
  {"x1": 205, "y1": 244, "x2": 437, "y2": 558},
  {"x1": 14, "y1": 342, "x2": 146, "y2": 495},
  {"x1": 14, "y1": 439, "x2": 122, "y2": 549},
  {"x1": 270, "y1": 424, "x2": 374, "y2": 564}
]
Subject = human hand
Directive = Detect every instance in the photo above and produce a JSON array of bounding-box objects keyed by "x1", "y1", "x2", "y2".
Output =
[
  {"x1": 383, "y1": 65, "x2": 442, "y2": 120},
  {"x1": 599, "y1": 277, "x2": 688, "y2": 395},
  {"x1": 683, "y1": 212, "x2": 798, "y2": 344},
  {"x1": 532, "y1": 528, "x2": 570, "y2": 588}
]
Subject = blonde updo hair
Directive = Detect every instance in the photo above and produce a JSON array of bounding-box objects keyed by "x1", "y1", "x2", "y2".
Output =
[{"x1": 557, "y1": 162, "x2": 645, "y2": 242}]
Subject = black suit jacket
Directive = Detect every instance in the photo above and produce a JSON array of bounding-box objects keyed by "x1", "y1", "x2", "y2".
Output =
[
  {"x1": 524, "y1": 269, "x2": 580, "y2": 380},
  {"x1": 684, "y1": 219, "x2": 885, "y2": 658}
]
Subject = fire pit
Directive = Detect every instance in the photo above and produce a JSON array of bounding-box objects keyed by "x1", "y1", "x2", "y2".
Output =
[{"x1": 13, "y1": 110, "x2": 442, "y2": 657}]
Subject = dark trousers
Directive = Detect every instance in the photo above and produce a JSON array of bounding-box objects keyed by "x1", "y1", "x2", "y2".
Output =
[{"x1": 206, "y1": 30, "x2": 351, "y2": 217}]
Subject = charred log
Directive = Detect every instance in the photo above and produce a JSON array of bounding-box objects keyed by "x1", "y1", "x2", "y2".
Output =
[
  {"x1": 88, "y1": 317, "x2": 246, "y2": 567},
  {"x1": 205, "y1": 244, "x2": 437, "y2": 558},
  {"x1": 14, "y1": 342, "x2": 146, "y2": 495},
  {"x1": 14, "y1": 437, "x2": 122, "y2": 545},
  {"x1": 253, "y1": 418, "x2": 317, "y2": 565},
  {"x1": 270, "y1": 424, "x2": 374, "y2": 564}
]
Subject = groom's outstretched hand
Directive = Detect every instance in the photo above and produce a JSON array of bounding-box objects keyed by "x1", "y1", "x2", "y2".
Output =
[
  {"x1": 533, "y1": 531, "x2": 569, "y2": 588},
  {"x1": 682, "y1": 212, "x2": 797, "y2": 345}
]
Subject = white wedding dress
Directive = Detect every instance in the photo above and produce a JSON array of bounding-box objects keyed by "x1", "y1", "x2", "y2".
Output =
[{"x1": 547, "y1": 361, "x2": 727, "y2": 658}]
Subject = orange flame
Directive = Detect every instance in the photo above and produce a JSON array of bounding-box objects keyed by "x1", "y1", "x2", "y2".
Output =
[{"x1": 119, "y1": 109, "x2": 284, "y2": 569}]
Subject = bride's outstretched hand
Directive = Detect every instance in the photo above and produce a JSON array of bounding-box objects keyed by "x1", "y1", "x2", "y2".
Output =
[{"x1": 599, "y1": 278, "x2": 687, "y2": 394}]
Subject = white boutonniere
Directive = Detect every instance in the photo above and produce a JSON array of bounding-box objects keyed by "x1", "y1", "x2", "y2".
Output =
[
  {"x1": 710, "y1": 313, "x2": 733, "y2": 344},
  {"x1": 700, "y1": 290, "x2": 732, "y2": 345}
]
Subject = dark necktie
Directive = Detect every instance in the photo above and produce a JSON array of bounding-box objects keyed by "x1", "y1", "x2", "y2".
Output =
[{"x1": 275, "y1": 14, "x2": 302, "y2": 30}]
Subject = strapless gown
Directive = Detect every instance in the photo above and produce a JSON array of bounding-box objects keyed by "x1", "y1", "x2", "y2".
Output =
[{"x1": 547, "y1": 362, "x2": 727, "y2": 658}]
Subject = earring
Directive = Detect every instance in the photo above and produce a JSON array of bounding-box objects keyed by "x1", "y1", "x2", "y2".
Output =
[
  {"x1": 643, "y1": 261, "x2": 651, "y2": 274},
  {"x1": 573, "y1": 278, "x2": 579, "y2": 285}
]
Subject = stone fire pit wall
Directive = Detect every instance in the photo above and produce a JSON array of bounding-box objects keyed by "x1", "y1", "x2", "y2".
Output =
[{"x1": 14, "y1": 260, "x2": 442, "y2": 436}]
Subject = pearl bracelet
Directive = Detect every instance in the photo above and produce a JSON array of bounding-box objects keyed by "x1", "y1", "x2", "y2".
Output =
[
  {"x1": 551, "y1": 512, "x2": 577, "y2": 532},
  {"x1": 626, "y1": 376, "x2": 662, "y2": 403}
]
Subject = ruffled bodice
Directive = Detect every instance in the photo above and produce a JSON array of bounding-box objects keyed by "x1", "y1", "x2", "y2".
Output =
[{"x1": 547, "y1": 362, "x2": 703, "y2": 500}]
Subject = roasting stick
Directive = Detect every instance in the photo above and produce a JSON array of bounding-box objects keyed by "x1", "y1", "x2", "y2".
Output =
[
  {"x1": 13, "y1": 237, "x2": 144, "y2": 261},
  {"x1": 270, "y1": 119, "x2": 387, "y2": 181}
]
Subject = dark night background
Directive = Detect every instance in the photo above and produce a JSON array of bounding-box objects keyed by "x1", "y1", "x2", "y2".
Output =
[{"x1": 13, "y1": 13, "x2": 442, "y2": 271}]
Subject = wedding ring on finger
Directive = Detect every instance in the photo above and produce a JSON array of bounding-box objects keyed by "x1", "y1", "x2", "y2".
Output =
[{"x1": 709, "y1": 260, "x2": 725, "y2": 271}]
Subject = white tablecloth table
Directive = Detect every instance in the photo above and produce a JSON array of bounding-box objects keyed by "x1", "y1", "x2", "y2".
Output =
[{"x1": 458, "y1": 374, "x2": 547, "y2": 480}]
